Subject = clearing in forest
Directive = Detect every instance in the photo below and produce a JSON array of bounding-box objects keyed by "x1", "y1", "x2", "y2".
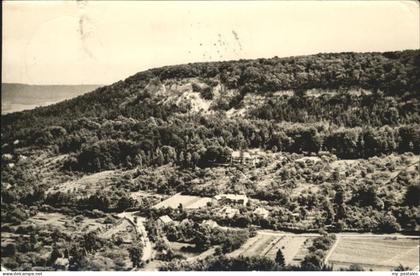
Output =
[
  {"x1": 152, "y1": 193, "x2": 212, "y2": 209},
  {"x1": 327, "y1": 236, "x2": 420, "y2": 271}
]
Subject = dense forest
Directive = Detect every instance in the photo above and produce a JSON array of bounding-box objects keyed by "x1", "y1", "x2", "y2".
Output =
[{"x1": 2, "y1": 50, "x2": 419, "y2": 166}]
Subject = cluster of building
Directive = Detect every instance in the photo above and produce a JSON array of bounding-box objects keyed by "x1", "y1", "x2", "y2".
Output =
[
  {"x1": 230, "y1": 150, "x2": 262, "y2": 166},
  {"x1": 156, "y1": 193, "x2": 270, "y2": 226}
]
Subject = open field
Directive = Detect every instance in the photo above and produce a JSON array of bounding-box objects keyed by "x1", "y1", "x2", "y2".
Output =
[
  {"x1": 24, "y1": 212, "x2": 110, "y2": 234},
  {"x1": 47, "y1": 170, "x2": 118, "y2": 196},
  {"x1": 229, "y1": 233, "x2": 308, "y2": 265},
  {"x1": 152, "y1": 193, "x2": 212, "y2": 209},
  {"x1": 327, "y1": 236, "x2": 420, "y2": 271},
  {"x1": 25, "y1": 212, "x2": 69, "y2": 231}
]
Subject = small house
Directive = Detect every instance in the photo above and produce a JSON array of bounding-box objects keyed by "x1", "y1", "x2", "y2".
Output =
[
  {"x1": 202, "y1": 219, "x2": 219, "y2": 228},
  {"x1": 54, "y1": 258, "x2": 69, "y2": 270},
  {"x1": 231, "y1": 150, "x2": 255, "y2": 165},
  {"x1": 2, "y1": 183, "x2": 12, "y2": 190},
  {"x1": 180, "y1": 218, "x2": 192, "y2": 225},
  {"x1": 253, "y1": 207, "x2": 270, "y2": 219},
  {"x1": 291, "y1": 212, "x2": 301, "y2": 219},
  {"x1": 220, "y1": 206, "x2": 239, "y2": 219},
  {"x1": 157, "y1": 215, "x2": 173, "y2": 225},
  {"x1": 2, "y1": 154, "x2": 13, "y2": 161},
  {"x1": 214, "y1": 194, "x2": 248, "y2": 206},
  {"x1": 18, "y1": 155, "x2": 28, "y2": 162}
]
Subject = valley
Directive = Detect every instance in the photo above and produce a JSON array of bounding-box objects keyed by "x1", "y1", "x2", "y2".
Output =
[
  {"x1": 1, "y1": 50, "x2": 419, "y2": 271},
  {"x1": 1, "y1": 83, "x2": 102, "y2": 114}
]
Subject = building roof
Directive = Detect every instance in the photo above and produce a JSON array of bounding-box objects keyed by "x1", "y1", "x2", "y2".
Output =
[
  {"x1": 202, "y1": 220, "x2": 219, "y2": 228},
  {"x1": 215, "y1": 194, "x2": 248, "y2": 201},
  {"x1": 2, "y1": 183, "x2": 12, "y2": 190},
  {"x1": 158, "y1": 215, "x2": 173, "y2": 224},
  {"x1": 2, "y1": 154, "x2": 13, "y2": 161},
  {"x1": 54, "y1": 258, "x2": 69, "y2": 267},
  {"x1": 180, "y1": 218, "x2": 191, "y2": 224},
  {"x1": 253, "y1": 207, "x2": 269, "y2": 216},
  {"x1": 220, "y1": 206, "x2": 239, "y2": 218},
  {"x1": 231, "y1": 151, "x2": 252, "y2": 159},
  {"x1": 18, "y1": 155, "x2": 27, "y2": 161}
]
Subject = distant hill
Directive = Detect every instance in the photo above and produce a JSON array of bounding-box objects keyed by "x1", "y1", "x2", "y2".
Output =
[
  {"x1": 1, "y1": 50, "x2": 419, "y2": 162},
  {"x1": 1, "y1": 83, "x2": 102, "y2": 114}
]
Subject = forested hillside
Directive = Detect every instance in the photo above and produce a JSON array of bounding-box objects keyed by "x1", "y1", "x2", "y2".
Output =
[{"x1": 2, "y1": 50, "x2": 419, "y2": 166}]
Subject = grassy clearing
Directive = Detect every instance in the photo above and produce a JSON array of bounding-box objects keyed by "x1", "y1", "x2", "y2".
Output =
[
  {"x1": 152, "y1": 193, "x2": 212, "y2": 209},
  {"x1": 327, "y1": 236, "x2": 420, "y2": 271},
  {"x1": 24, "y1": 212, "x2": 107, "y2": 235},
  {"x1": 26, "y1": 212, "x2": 69, "y2": 231},
  {"x1": 47, "y1": 170, "x2": 117, "y2": 196}
]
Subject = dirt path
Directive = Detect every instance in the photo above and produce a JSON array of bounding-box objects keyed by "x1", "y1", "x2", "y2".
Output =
[
  {"x1": 324, "y1": 236, "x2": 340, "y2": 265},
  {"x1": 257, "y1": 229, "x2": 419, "y2": 239},
  {"x1": 117, "y1": 212, "x2": 153, "y2": 262}
]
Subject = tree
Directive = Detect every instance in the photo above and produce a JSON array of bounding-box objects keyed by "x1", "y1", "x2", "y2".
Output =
[
  {"x1": 195, "y1": 230, "x2": 211, "y2": 252},
  {"x1": 201, "y1": 146, "x2": 231, "y2": 165},
  {"x1": 29, "y1": 233, "x2": 38, "y2": 250},
  {"x1": 275, "y1": 249, "x2": 285, "y2": 267},
  {"x1": 352, "y1": 183, "x2": 381, "y2": 208},
  {"x1": 129, "y1": 245, "x2": 144, "y2": 268},
  {"x1": 155, "y1": 149, "x2": 164, "y2": 166},
  {"x1": 347, "y1": 264, "x2": 365, "y2": 271},
  {"x1": 69, "y1": 244, "x2": 87, "y2": 271},
  {"x1": 82, "y1": 232, "x2": 100, "y2": 253},
  {"x1": 49, "y1": 244, "x2": 62, "y2": 265},
  {"x1": 333, "y1": 185, "x2": 345, "y2": 205},
  {"x1": 2, "y1": 244, "x2": 16, "y2": 257},
  {"x1": 85, "y1": 191, "x2": 110, "y2": 211},
  {"x1": 404, "y1": 184, "x2": 420, "y2": 206},
  {"x1": 2, "y1": 189, "x2": 17, "y2": 204},
  {"x1": 376, "y1": 214, "x2": 401, "y2": 233},
  {"x1": 322, "y1": 199, "x2": 335, "y2": 225},
  {"x1": 301, "y1": 253, "x2": 324, "y2": 271},
  {"x1": 393, "y1": 264, "x2": 411, "y2": 271},
  {"x1": 117, "y1": 194, "x2": 134, "y2": 211}
]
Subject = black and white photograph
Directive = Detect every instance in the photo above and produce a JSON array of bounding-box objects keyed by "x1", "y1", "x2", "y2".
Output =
[{"x1": 1, "y1": 0, "x2": 419, "y2": 273}]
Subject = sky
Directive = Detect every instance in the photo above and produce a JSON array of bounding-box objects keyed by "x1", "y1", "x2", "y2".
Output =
[{"x1": 2, "y1": 1, "x2": 419, "y2": 85}]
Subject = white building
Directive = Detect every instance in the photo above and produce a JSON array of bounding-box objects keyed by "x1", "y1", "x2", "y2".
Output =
[
  {"x1": 253, "y1": 207, "x2": 270, "y2": 219},
  {"x1": 2, "y1": 154, "x2": 13, "y2": 161},
  {"x1": 157, "y1": 215, "x2": 173, "y2": 225},
  {"x1": 202, "y1": 220, "x2": 219, "y2": 228},
  {"x1": 215, "y1": 194, "x2": 249, "y2": 206},
  {"x1": 220, "y1": 206, "x2": 240, "y2": 219},
  {"x1": 231, "y1": 150, "x2": 256, "y2": 165},
  {"x1": 54, "y1": 258, "x2": 69, "y2": 270}
]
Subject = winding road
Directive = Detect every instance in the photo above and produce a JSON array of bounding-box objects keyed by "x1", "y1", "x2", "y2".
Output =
[{"x1": 117, "y1": 212, "x2": 153, "y2": 262}]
